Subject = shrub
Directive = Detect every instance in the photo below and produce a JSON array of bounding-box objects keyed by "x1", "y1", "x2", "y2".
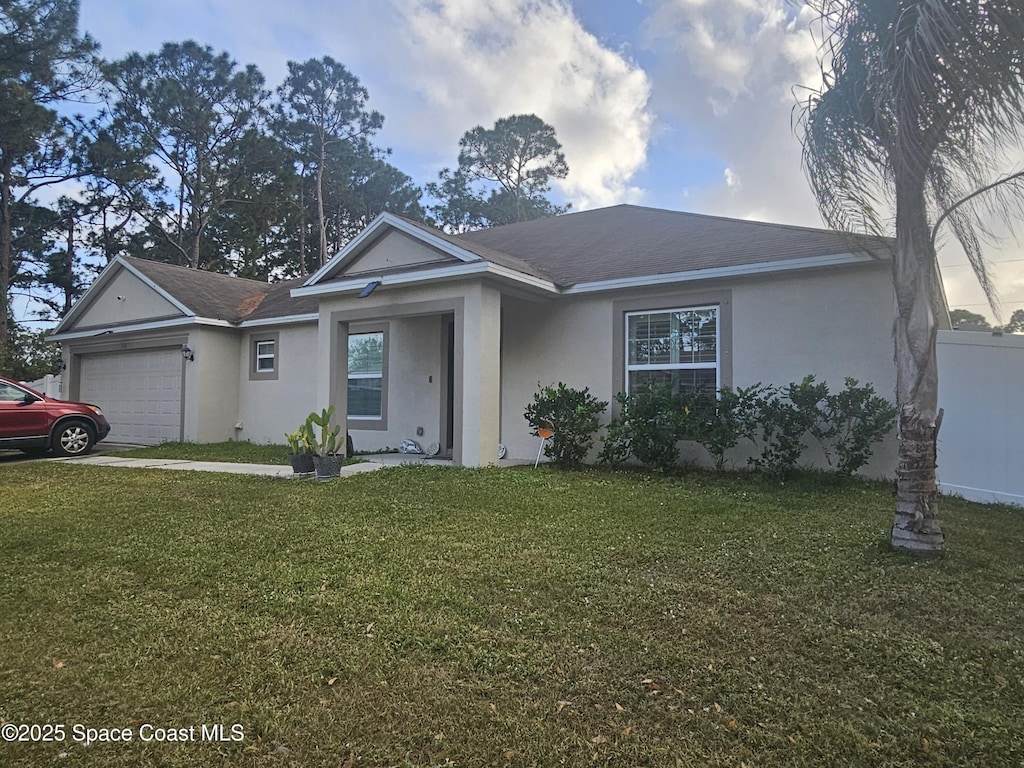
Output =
[
  {"x1": 749, "y1": 376, "x2": 897, "y2": 479},
  {"x1": 599, "y1": 375, "x2": 896, "y2": 479},
  {"x1": 688, "y1": 383, "x2": 766, "y2": 470},
  {"x1": 821, "y1": 378, "x2": 898, "y2": 476},
  {"x1": 599, "y1": 385, "x2": 689, "y2": 472},
  {"x1": 524, "y1": 383, "x2": 608, "y2": 468},
  {"x1": 749, "y1": 377, "x2": 829, "y2": 478}
]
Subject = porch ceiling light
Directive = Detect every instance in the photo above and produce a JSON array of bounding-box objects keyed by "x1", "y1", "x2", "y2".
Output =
[{"x1": 358, "y1": 280, "x2": 381, "y2": 298}]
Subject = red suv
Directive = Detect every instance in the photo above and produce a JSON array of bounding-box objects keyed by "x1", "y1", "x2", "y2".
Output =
[{"x1": 0, "y1": 375, "x2": 111, "y2": 456}]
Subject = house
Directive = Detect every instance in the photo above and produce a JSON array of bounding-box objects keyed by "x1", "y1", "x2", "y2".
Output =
[{"x1": 49, "y1": 204, "x2": 901, "y2": 469}]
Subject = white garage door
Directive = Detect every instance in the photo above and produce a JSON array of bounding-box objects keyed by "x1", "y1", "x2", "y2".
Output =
[{"x1": 79, "y1": 349, "x2": 182, "y2": 445}]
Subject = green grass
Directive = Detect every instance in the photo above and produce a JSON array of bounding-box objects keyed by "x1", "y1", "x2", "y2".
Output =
[
  {"x1": 107, "y1": 440, "x2": 294, "y2": 465},
  {"x1": 1, "y1": 465, "x2": 1022, "y2": 767}
]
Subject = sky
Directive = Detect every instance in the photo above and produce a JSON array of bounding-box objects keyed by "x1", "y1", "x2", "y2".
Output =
[{"x1": 65, "y1": 0, "x2": 1024, "y2": 322}]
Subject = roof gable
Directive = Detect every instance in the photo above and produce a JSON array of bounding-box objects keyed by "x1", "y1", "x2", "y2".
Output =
[
  {"x1": 304, "y1": 213, "x2": 485, "y2": 287},
  {"x1": 53, "y1": 256, "x2": 192, "y2": 335}
]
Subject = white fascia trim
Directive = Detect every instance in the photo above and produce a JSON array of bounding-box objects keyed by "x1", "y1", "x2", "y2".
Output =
[
  {"x1": 291, "y1": 261, "x2": 558, "y2": 299},
  {"x1": 303, "y1": 212, "x2": 483, "y2": 288},
  {"x1": 562, "y1": 252, "x2": 880, "y2": 294},
  {"x1": 48, "y1": 315, "x2": 231, "y2": 342},
  {"x1": 486, "y1": 263, "x2": 559, "y2": 293},
  {"x1": 238, "y1": 313, "x2": 319, "y2": 328},
  {"x1": 292, "y1": 262, "x2": 490, "y2": 298}
]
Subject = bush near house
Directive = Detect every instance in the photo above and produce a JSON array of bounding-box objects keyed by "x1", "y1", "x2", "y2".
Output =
[
  {"x1": 599, "y1": 375, "x2": 896, "y2": 477},
  {"x1": 523, "y1": 383, "x2": 608, "y2": 468}
]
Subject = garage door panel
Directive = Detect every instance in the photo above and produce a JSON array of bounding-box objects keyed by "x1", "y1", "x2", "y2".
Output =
[{"x1": 80, "y1": 349, "x2": 182, "y2": 445}]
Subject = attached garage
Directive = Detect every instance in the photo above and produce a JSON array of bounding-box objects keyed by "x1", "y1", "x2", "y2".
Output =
[{"x1": 79, "y1": 348, "x2": 183, "y2": 444}]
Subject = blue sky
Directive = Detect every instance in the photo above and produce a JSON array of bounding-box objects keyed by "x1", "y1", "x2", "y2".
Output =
[{"x1": 53, "y1": 0, "x2": 1024, "y2": 322}]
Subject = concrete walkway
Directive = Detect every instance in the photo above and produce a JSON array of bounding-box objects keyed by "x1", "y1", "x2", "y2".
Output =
[{"x1": 51, "y1": 454, "x2": 388, "y2": 478}]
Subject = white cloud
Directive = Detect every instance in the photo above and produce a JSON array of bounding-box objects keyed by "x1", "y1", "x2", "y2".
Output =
[
  {"x1": 640, "y1": 0, "x2": 824, "y2": 225},
  {"x1": 388, "y1": 0, "x2": 654, "y2": 209}
]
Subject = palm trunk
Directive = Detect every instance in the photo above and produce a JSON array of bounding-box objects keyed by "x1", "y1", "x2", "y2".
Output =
[{"x1": 891, "y1": 176, "x2": 945, "y2": 556}]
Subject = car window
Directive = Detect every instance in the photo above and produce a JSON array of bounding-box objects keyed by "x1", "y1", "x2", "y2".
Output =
[{"x1": 0, "y1": 382, "x2": 29, "y2": 402}]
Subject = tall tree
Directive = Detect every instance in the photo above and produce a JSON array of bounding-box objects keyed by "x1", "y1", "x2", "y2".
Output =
[
  {"x1": 949, "y1": 309, "x2": 991, "y2": 328},
  {"x1": 1003, "y1": 308, "x2": 1024, "y2": 333},
  {"x1": 428, "y1": 113, "x2": 569, "y2": 232},
  {"x1": 103, "y1": 41, "x2": 269, "y2": 269},
  {"x1": 798, "y1": 1, "x2": 1024, "y2": 555},
  {"x1": 0, "y1": 0, "x2": 96, "y2": 350},
  {"x1": 275, "y1": 56, "x2": 383, "y2": 267}
]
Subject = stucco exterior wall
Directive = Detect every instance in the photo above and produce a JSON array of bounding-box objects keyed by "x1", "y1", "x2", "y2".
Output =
[
  {"x1": 314, "y1": 279, "x2": 480, "y2": 457},
  {"x1": 183, "y1": 326, "x2": 242, "y2": 443},
  {"x1": 235, "y1": 323, "x2": 319, "y2": 444},
  {"x1": 501, "y1": 263, "x2": 898, "y2": 476},
  {"x1": 333, "y1": 315, "x2": 447, "y2": 454},
  {"x1": 343, "y1": 230, "x2": 453, "y2": 275},
  {"x1": 71, "y1": 268, "x2": 182, "y2": 329},
  {"x1": 500, "y1": 294, "x2": 611, "y2": 460}
]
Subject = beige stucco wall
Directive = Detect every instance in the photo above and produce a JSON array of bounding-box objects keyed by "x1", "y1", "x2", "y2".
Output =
[
  {"x1": 234, "y1": 323, "x2": 319, "y2": 444},
  {"x1": 342, "y1": 230, "x2": 454, "y2": 275},
  {"x1": 182, "y1": 326, "x2": 242, "y2": 443},
  {"x1": 71, "y1": 268, "x2": 182, "y2": 329},
  {"x1": 500, "y1": 263, "x2": 898, "y2": 476},
  {"x1": 312, "y1": 278, "x2": 501, "y2": 464},
  {"x1": 357, "y1": 315, "x2": 444, "y2": 453}
]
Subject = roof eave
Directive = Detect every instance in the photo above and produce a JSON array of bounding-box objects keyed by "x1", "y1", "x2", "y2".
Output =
[
  {"x1": 561, "y1": 251, "x2": 885, "y2": 295},
  {"x1": 48, "y1": 315, "x2": 231, "y2": 342},
  {"x1": 292, "y1": 261, "x2": 559, "y2": 299}
]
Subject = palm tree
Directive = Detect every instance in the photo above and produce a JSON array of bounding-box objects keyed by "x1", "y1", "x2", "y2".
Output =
[{"x1": 798, "y1": 0, "x2": 1024, "y2": 555}]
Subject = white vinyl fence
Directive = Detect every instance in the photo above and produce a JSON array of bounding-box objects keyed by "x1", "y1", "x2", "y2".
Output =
[
  {"x1": 22, "y1": 373, "x2": 62, "y2": 398},
  {"x1": 936, "y1": 329, "x2": 1024, "y2": 506}
]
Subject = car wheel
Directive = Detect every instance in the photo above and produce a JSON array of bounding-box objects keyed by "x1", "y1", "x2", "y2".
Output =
[{"x1": 52, "y1": 420, "x2": 95, "y2": 457}]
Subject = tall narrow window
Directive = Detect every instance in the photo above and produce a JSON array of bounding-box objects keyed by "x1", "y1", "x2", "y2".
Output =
[
  {"x1": 348, "y1": 331, "x2": 384, "y2": 419},
  {"x1": 625, "y1": 306, "x2": 719, "y2": 394}
]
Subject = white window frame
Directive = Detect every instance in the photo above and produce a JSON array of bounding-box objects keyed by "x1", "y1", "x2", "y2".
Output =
[
  {"x1": 347, "y1": 330, "x2": 385, "y2": 422},
  {"x1": 249, "y1": 332, "x2": 280, "y2": 381},
  {"x1": 255, "y1": 340, "x2": 276, "y2": 372},
  {"x1": 625, "y1": 305, "x2": 720, "y2": 394}
]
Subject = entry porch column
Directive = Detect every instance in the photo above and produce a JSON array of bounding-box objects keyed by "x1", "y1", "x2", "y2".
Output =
[{"x1": 455, "y1": 283, "x2": 501, "y2": 467}]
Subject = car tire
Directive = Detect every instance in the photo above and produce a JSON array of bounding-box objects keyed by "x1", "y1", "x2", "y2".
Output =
[{"x1": 51, "y1": 420, "x2": 95, "y2": 457}]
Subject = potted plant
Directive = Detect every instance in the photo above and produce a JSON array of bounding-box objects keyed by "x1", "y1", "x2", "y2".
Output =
[
  {"x1": 285, "y1": 428, "x2": 315, "y2": 477},
  {"x1": 307, "y1": 406, "x2": 344, "y2": 481}
]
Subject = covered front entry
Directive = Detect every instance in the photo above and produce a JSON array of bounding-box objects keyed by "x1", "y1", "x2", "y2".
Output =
[
  {"x1": 78, "y1": 348, "x2": 183, "y2": 444},
  {"x1": 316, "y1": 283, "x2": 502, "y2": 467}
]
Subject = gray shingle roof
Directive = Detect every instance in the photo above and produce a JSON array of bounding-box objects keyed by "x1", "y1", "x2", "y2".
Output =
[
  {"x1": 453, "y1": 205, "x2": 891, "y2": 287},
  {"x1": 124, "y1": 257, "x2": 274, "y2": 323},
  {"x1": 119, "y1": 205, "x2": 891, "y2": 324},
  {"x1": 123, "y1": 257, "x2": 319, "y2": 323}
]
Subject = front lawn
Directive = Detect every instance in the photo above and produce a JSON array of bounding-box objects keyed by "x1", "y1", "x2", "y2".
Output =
[
  {"x1": 107, "y1": 440, "x2": 292, "y2": 465},
  {"x1": 1, "y1": 465, "x2": 1021, "y2": 767}
]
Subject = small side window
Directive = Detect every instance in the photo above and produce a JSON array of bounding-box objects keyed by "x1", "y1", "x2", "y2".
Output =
[
  {"x1": 249, "y1": 333, "x2": 280, "y2": 381},
  {"x1": 255, "y1": 340, "x2": 275, "y2": 372}
]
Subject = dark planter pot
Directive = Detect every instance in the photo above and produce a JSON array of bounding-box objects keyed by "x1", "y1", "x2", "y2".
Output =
[
  {"x1": 313, "y1": 453, "x2": 344, "y2": 481},
  {"x1": 289, "y1": 453, "x2": 315, "y2": 476}
]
